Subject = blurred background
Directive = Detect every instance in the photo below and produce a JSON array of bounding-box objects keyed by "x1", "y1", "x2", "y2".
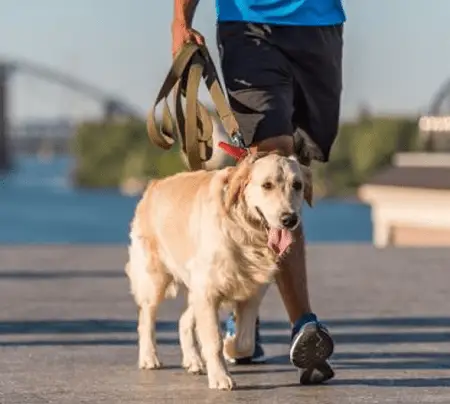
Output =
[{"x1": 1, "y1": 0, "x2": 450, "y2": 246}]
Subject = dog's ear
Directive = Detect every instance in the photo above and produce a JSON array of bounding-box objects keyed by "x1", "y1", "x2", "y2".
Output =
[
  {"x1": 223, "y1": 152, "x2": 270, "y2": 211},
  {"x1": 224, "y1": 159, "x2": 253, "y2": 211},
  {"x1": 300, "y1": 165, "x2": 314, "y2": 207}
]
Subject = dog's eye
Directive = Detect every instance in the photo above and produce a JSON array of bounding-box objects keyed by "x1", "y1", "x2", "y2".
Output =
[
  {"x1": 293, "y1": 181, "x2": 303, "y2": 191},
  {"x1": 261, "y1": 182, "x2": 273, "y2": 190}
]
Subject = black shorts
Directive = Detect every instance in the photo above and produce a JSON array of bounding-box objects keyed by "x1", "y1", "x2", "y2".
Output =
[{"x1": 216, "y1": 22, "x2": 343, "y2": 162}]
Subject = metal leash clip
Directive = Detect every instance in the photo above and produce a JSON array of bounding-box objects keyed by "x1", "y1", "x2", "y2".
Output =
[{"x1": 231, "y1": 132, "x2": 249, "y2": 152}]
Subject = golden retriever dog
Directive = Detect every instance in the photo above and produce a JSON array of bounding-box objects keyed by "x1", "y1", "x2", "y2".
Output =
[{"x1": 124, "y1": 151, "x2": 313, "y2": 390}]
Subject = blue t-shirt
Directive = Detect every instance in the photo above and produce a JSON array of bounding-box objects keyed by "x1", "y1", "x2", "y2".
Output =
[{"x1": 216, "y1": 0, "x2": 346, "y2": 26}]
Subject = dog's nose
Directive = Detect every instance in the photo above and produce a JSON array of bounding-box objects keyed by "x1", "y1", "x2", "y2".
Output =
[{"x1": 280, "y1": 212, "x2": 298, "y2": 229}]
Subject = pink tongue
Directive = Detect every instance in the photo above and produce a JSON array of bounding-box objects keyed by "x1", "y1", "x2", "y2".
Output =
[{"x1": 268, "y1": 228, "x2": 294, "y2": 256}]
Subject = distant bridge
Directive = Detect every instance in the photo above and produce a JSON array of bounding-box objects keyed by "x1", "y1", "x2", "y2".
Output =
[{"x1": 0, "y1": 58, "x2": 144, "y2": 171}]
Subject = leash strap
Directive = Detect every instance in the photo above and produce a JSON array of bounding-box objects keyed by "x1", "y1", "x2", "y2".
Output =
[{"x1": 147, "y1": 41, "x2": 244, "y2": 170}]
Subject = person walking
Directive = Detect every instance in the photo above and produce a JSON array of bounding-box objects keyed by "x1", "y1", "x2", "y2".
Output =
[{"x1": 171, "y1": 0, "x2": 345, "y2": 384}]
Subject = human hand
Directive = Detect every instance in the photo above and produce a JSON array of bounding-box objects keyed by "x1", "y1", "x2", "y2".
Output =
[{"x1": 171, "y1": 19, "x2": 204, "y2": 58}]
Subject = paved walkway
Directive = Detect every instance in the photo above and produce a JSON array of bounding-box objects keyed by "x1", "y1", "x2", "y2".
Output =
[{"x1": 1, "y1": 245, "x2": 450, "y2": 403}]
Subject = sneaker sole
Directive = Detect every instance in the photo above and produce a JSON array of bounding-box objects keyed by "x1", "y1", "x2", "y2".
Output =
[
  {"x1": 289, "y1": 323, "x2": 334, "y2": 370},
  {"x1": 299, "y1": 361, "x2": 335, "y2": 385}
]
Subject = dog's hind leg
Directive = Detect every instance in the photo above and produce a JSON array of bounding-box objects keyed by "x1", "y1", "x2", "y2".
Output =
[
  {"x1": 179, "y1": 292, "x2": 205, "y2": 374},
  {"x1": 128, "y1": 236, "x2": 173, "y2": 370},
  {"x1": 137, "y1": 276, "x2": 169, "y2": 370}
]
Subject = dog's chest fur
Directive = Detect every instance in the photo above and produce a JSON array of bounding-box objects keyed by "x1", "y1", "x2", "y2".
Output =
[
  {"x1": 198, "y1": 220, "x2": 280, "y2": 303},
  {"x1": 220, "y1": 243, "x2": 279, "y2": 302}
]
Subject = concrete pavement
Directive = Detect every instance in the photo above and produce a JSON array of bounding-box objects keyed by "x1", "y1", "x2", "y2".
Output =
[{"x1": 1, "y1": 245, "x2": 450, "y2": 403}]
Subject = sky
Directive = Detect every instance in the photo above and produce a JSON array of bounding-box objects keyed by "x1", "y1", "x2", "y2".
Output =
[{"x1": 1, "y1": 0, "x2": 450, "y2": 123}]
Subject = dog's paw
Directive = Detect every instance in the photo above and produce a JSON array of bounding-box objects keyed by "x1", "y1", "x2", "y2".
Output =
[
  {"x1": 223, "y1": 334, "x2": 253, "y2": 361},
  {"x1": 183, "y1": 355, "x2": 205, "y2": 375},
  {"x1": 207, "y1": 371, "x2": 235, "y2": 390},
  {"x1": 139, "y1": 354, "x2": 162, "y2": 370}
]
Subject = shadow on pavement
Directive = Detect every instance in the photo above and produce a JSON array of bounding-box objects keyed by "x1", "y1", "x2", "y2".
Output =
[
  {"x1": 2, "y1": 316, "x2": 450, "y2": 335},
  {"x1": 0, "y1": 270, "x2": 123, "y2": 280},
  {"x1": 5, "y1": 316, "x2": 450, "y2": 331},
  {"x1": 1, "y1": 317, "x2": 450, "y2": 374},
  {"x1": 330, "y1": 377, "x2": 450, "y2": 388},
  {"x1": 232, "y1": 377, "x2": 450, "y2": 390},
  {"x1": 265, "y1": 351, "x2": 450, "y2": 371}
]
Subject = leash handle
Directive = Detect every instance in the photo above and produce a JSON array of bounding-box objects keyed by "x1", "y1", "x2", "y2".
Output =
[{"x1": 146, "y1": 40, "x2": 245, "y2": 171}]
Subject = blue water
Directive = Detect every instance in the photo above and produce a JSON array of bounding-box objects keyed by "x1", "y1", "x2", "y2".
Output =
[{"x1": 0, "y1": 156, "x2": 372, "y2": 244}]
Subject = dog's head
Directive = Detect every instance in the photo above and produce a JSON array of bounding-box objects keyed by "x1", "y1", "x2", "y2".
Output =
[{"x1": 224, "y1": 151, "x2": 313, "y2": 254}]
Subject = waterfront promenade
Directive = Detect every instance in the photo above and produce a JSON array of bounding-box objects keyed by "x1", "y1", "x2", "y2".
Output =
[{"x1": 1, "y1": 244, "x2": 450, "y2": 403}]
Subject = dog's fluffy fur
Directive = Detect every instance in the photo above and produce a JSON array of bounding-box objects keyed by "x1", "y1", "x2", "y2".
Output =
[{"x1": 125, "y1": 151, "x2": 312, "y2": 390}]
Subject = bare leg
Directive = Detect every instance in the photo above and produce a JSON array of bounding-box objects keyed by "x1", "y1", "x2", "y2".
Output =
[{"x1": 275, "y1": 225, "x2": 311, "y2": 322}]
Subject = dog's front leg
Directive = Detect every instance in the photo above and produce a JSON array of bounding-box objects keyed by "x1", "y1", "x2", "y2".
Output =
[
  {"x1": 192, "y1": 294, "x2": 235, "y2": 390},
  {"x1": 179, "y1": 293, "x2": 205, "y2": 374},
  {"x1": 224, "y1": 283, "x2": 269, "y2": 361}
]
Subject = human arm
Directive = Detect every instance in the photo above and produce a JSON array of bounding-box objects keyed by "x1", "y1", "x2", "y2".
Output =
[{"x1": 172, "y1": 0, "x2": 204, "y2": 57}]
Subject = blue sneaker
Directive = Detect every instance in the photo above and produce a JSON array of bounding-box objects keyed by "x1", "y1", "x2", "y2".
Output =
[
  {"x1": 224, "y1": 313, "x2": 266, "y2": 364},
  {"x1": 290, "y1": 313, "x2": 335, "y2": 385}
]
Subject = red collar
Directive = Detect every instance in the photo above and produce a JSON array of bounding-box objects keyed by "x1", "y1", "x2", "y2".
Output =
[{"x1": 218, "y1": 141, "x2": 249, "y2": 161}]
